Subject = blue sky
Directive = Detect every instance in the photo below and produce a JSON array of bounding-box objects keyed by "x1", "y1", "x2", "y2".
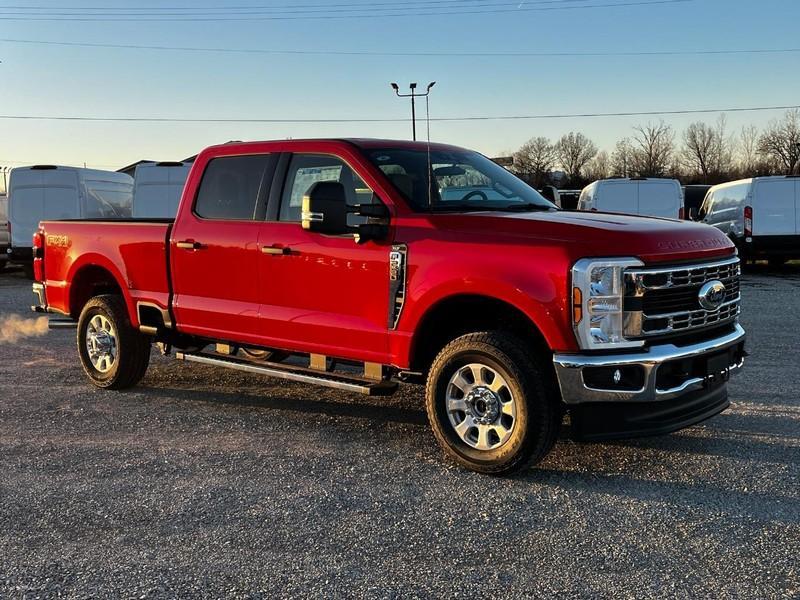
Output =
[{"x1": 0, "y1": 0, "x2": 798, "y2": 170}]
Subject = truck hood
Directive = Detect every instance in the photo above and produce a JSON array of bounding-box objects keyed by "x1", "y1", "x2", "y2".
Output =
[{"x1": 436, "y1": 210, "x2": 735, "y2": 264}]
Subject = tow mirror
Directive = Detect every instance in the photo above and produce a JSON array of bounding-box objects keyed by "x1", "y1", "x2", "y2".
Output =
[
  {"x1": 302, "y1": 181, "x2": 349, "y2": 235},
  {"x1": 301, "y1": 182, "x2": 390, "y2": 243}
]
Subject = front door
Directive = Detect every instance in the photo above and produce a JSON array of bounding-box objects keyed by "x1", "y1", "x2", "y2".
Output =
[
  {"x1": 256, "y1": 153, "x2": 392, "y2": 363},
  {"x1": 170, "y1": 154, "x2": 275, "y2": 344}
]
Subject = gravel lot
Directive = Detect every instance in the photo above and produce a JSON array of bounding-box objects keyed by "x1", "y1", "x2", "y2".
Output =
[{"x1": 1, "y1": 265, "x2": 798, "y2": 598}]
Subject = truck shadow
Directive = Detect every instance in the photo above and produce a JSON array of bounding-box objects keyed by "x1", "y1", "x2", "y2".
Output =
[
  {"x1": 525, "y1": 467, "x2": 799, "y2": 525},
  {"x1": 135, "y1": 384, "x2": 430, "y2": 427}
]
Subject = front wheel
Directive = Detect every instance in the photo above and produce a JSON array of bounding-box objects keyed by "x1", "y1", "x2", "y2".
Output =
[
  {"x1": 425, "y1": 332, "x2": 561, "y2": 474},
  {"x1": 77, "y1": 295, "x2": 151, "y2": 389}
]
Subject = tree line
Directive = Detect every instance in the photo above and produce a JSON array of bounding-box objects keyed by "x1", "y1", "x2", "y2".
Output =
[{"x1": 511, "y1": 109, "x2": 800, "y2": 189}]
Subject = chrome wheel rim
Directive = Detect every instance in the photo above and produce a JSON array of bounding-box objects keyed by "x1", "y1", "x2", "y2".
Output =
[
  {"x1": 445, "y1": 363, "x2": 516, "y2": 451},
  {"x1": 85, "y1": 314, "x2": 117, "y2": 373}
]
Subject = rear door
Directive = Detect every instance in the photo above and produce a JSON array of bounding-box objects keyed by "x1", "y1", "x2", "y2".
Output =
[
  {"x1": 637, "y1": 181, "x2": 680, "y2": 218},
  {"x1": 752, "y1": 178, "x2": 795, "y2": 235},
  {"x1": 795, "y1": 179, "x2": 800, "y2": 235},
  {"x1": 10, "y1": 169, "x2": 80, "y2": 249},
  {"x1": 170, "y1": 154, "x2": 276, "y2": 343},
  {"x1": 597, "y1": 181, "x2": 637, "y2": 214}
]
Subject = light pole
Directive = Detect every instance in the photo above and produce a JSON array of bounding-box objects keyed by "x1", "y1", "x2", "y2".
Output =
[{"x1": 391, "y1": 82, "x2": 435, "y2": 141}]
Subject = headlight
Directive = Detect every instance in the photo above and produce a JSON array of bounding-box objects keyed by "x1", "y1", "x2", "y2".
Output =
[{"x1": 571, "y1": 258, "x2": 644, "y2": 351}]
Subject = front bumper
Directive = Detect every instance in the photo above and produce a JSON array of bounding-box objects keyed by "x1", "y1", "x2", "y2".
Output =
[{"x1": 553, "y1": 323, "x2": 746, "y2": 404}]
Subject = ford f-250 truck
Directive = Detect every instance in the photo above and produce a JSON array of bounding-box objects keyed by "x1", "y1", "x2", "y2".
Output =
[{"x1": 31, "y1": 139, "x2": 746, "y2": 474}]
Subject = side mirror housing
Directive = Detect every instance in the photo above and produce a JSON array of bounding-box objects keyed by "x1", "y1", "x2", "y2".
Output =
[
  {"x1": 302, "y1": 181, "x2": 350, "y2": 235},
  {"x1": 301, "y1": 181, "x2": 390, "y2": 243}
]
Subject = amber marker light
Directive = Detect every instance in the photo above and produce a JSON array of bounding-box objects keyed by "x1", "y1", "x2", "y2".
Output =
[{"x1": 572, "y1": 287, "x2": 583, "y2": 324}]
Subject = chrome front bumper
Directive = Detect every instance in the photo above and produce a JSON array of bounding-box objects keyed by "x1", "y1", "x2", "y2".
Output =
[{"x1": 553, "y1": 323, "x2": 746, "y2": 404}]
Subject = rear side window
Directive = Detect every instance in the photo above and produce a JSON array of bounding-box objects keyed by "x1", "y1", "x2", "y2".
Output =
[{"x1": 195, "y1": 155, "x2": 270, "y2": 220}]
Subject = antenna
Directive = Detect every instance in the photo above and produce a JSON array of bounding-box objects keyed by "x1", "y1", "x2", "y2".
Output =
[{"x1": 426, "y1": 83, "x2": 434, "y2": 210}]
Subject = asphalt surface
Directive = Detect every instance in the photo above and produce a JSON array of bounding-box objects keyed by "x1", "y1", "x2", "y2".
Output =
[{"x1": 0, "y1": 265, "x2": 798, "y2": 598}]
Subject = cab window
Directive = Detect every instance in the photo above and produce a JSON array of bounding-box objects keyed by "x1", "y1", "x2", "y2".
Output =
[
  {"x1": 279, "y1": 154, "x2": 375, "y2": 223},
  {"x1": 195, "y1": 155, "x2": 271, "y2": 220}
]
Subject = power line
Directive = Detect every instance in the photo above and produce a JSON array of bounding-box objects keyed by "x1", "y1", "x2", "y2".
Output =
[
  {"x1": 2, "y1": 37, "x2": 797, "y2": 58},
  {"x1": 0, "y1": 104, "x2": 796, "y2": 124},
  {"x1": 0, "y1": 0, "x2": 691, "y2": 21},
  {"x1": 0, "y1": 0, "x2": 599, "y2": 8},
  {"x1": 0, "y1": 0, "x2": 642, "y2": 15}
]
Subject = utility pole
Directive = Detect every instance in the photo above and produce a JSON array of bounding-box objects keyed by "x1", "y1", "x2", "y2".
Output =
[{"x1": 390, "y1": 82, "x2": 435, "y2": 141}]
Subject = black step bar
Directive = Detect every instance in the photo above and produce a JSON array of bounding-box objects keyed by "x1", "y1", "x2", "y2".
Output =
[{"x1": 175, "y1": 351, "x2": 398, "y2": 396}]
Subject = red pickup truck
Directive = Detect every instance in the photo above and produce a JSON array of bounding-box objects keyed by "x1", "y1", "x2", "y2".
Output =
[{"x1": 31, "y1": 139, "x2": 746, "y2": 473}]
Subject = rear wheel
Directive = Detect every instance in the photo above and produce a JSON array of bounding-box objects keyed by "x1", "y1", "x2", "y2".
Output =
[
  {"x1": 425, "y1": 331, "x2": 561, "y2": 474},
  {"x1": 77, "y1": 295, "x2": 151, "y2": 389}
]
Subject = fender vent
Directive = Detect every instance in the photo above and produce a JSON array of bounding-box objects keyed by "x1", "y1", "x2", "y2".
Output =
[{"x1": 388, "y1": 244, "x2": 407, "y2": 330}]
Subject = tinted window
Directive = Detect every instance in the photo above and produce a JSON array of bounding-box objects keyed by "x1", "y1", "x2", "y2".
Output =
[
  {"x1": 279, "y1": 154, "x2": 374, "y2": 223},
  {"x1": 195, "y1": 155, "x2": 270, "y2": 220}
]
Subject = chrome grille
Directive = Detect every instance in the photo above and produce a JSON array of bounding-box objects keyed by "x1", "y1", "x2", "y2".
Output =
[{"x1": 624, "y1": 256, "x2": 741, "y2": 339}]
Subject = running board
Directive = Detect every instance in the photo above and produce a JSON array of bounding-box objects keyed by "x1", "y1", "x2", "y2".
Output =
[
  {"x1": 175, "y1": 351, "x2": 398, "y2": 396},
  {"x1": 48, "y1": 318, "x2": 78, "y2": 330}
]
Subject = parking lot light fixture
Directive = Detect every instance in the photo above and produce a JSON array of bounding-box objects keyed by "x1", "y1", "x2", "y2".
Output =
[{"x1": 391, "y1": 81, "x2": 436, "y2": 141}]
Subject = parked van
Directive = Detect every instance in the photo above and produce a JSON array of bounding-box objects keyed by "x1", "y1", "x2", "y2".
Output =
[
  {"x1": 131, "y1": 161, "x2": 192, "y2": 218},
  {"x1": 578, "y1": 178, "x2": 683, "y2": 219},
  {"x1": 7, "y1": 165, "x2": 133, "y2": 266},
  {"x1": 0, "y1": 194, "x2": 9, "y2": 272},
  {"x1": 699, "y1": 176, "x2": 800, "y2": 265},
  {"x1": 682, "y1": 184, "x2": 711, "y2": 220}
]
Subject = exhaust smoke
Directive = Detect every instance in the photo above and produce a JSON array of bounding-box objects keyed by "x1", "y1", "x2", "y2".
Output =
[{"x1": 0, "y1": 314, "x2": 49, "y2": 344}]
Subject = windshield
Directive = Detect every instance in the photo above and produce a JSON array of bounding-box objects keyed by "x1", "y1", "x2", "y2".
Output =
[{"x1": 365, "y1": 148, "x2": 556, "y2": 212}]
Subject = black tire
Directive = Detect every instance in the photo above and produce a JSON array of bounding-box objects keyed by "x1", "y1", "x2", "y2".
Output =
[
  {"x1": 77, "y1": 295, "x2": 151, "y2": 390},
  {"x1": 425, "y1": 331, "x2": 561, "y2": 475}
]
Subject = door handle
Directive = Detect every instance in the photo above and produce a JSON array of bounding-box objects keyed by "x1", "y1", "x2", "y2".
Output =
[
  {"x1": 176, "y1": 240, "x2": 203, "y2": 250},
  {"x1": 261, "y1": 246, "x2": 291, "y2": 255}
]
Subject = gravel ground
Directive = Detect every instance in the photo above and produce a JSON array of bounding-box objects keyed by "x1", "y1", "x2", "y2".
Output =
[{"x1": 1, "y1": 265, "x2": 798, "y2": 598}]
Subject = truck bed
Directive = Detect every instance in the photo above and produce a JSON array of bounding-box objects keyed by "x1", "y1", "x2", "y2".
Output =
[{"x1": 40, "y1": 219, "x2": 173, "y2": 323}]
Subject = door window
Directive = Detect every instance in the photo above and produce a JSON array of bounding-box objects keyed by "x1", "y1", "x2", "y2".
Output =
[
  {"x1": 279, "y1": 154, "x2": 375, "y2": 223},
  {"x1": 194, "y1": 155, "x2": 271, "y2": 220}
]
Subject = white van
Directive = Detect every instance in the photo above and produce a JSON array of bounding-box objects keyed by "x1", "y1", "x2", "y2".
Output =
[
  {"x1": 699, "y1": 176, "x2": 800, "y2": 265},
  {"x1": 7, "y1": 165, "x2": 133, "y2": 266},
  {"x1": 131, "y1": 161, "x2": 192, "y2": 218},
  {"x1": 577, "y1": 178, "x2": 684, "y2": 219},
  {"x1": 0, "y1": 194, "x2": 9, "y2": 272}
]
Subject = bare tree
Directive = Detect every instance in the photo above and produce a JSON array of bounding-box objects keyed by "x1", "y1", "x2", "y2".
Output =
[
  {"x1": 738, "y1": 125, "x2": 760, "y2": 174},
  {"x1": 555, "y1": 131, "x2": 597, "y2": 183},
  {"x1": 758, "y1": 109, "x2": 800, "y2": 174},
  {"x1": 611, "y1": 138, "x2": 634, "y2": 177},
  {"x1": 630, "y1": 121, "x2": 674, "y2": 177},
  {"x1": 585, "y1": 150, "x2": 610, "y2": 181},
  {"x1": 512, "y1": 136, "x2": 556, "y2": 187},
  {"x1": 681, "y1": 121, "x2": 717, "y2": 180},
  {"x1": 681, "y1": 116, "x2": 734, "y2": 182}
]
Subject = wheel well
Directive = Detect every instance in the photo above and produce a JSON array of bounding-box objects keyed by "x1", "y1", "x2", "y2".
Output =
[
  {"x1": 410, "y1": 295, "x2": 550, "y2": 374},
  {"x1": 69, "y1": 265, "x2": 123, "y2": 320}
]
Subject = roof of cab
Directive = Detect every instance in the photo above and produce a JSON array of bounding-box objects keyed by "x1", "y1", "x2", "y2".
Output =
[{"x1": 203, "y1": 137, "x2": 469, "y2": 154}]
